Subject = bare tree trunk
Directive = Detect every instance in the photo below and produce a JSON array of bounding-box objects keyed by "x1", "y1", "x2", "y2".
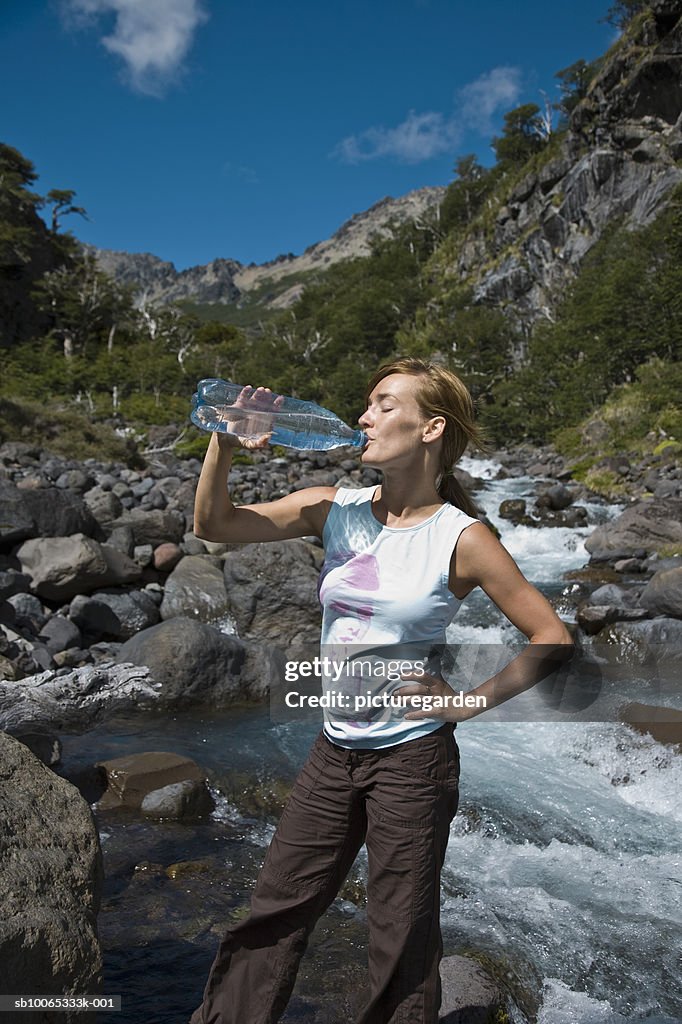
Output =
[
  {"x1": 107, "y1": 323, "x2": 116, "y2": 354},
  {"x1": 63, "y1": 331, "x2": 74, "y2": 359}
]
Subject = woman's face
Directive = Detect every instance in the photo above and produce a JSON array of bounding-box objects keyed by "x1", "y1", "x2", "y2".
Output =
[{"x1": 359, "y1": 373, "x2": 437, "y2": 468}]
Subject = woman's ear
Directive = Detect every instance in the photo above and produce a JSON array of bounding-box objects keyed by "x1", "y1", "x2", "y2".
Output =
[{"x1": 423, "y1": 416, "x2": 446, "y2": 443}]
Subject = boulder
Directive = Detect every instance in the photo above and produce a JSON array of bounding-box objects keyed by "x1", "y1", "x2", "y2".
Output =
[
  {"x1": 80, "y1": 589, "x2": 161, "y2": 640},
  {"x1": 439, "y1": 955, "x2": 509, "y2": 1023},
  {"x1": 639, "y1": 566, "x2": 682, "y2": 618},
  {"x1": 577, "y1": 604, "x2": 649, "y2": 636},
  {"x1": 588, "y1": 583, "x2": 641, "y2": 607},
  {"x1": 598, "y1": 617, "x2": 682, "y2": 667},
  {"x1": 498, "y1": 498, "x2": 528, "y2": 524},
  {"x1": 55, "y1": 468, "x2": 94, "y2": 493},
  {"x1": 0, "y1": 733, "x2": 102, "y2": 1014},
  {"x1": 619, "y1": 702, "x2": 682, "y2": 747},
  {"x1": 96, "y1": 751, "x2": 207, "y2": 811},
  {"x1": 585, "y1": 497, "x2": 682, "y2": 557},
  {"x1": 0, "y1": 479, "x2": 35, "y2": 546},
  {"x1": 223, "y1": 540, "x2": 322, "y2": 645},
  {"x1": 69, "y1": 595, "x2": 123, "y2": 639},
  {"x1": 159, "y1": 555, "x2": 229, "y2": 621},
  {"x1": 115, "y1": 617, "x2": 283, "y2": 707},
  {"x1": 110, "y1": 508, "x2": 185, "y2": 547},
  {"x1": 539, "y1": 483, "x2": 575, "y2": 511},
  {"x1": 0, "y1": 663, "x2": 159, "y2": 733},
  {"x1": 105, "y1": 524, "x2": 135, "y2": 556},
  {"x1": 83, "y1": 485, "x2": 123, "y2": 527},
  {"x1": 19, "y1": 486, "x2": 100, "y2": 539},
  {"x1": 15, "y1": 535, "x2": 141, "y2": 601},
  {"x1": 100, "y1": 544, "x2": 143, "y2": 585}
]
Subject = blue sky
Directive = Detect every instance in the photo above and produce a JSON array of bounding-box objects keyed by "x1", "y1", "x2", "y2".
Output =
[{"x1": 1, "y1": 0, "x2": 614, "y2": 269}]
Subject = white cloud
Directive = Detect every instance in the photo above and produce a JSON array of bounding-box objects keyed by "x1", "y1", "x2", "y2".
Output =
[
  {"x1": 62, "y1": 0, "x2": 208, "y2": 95},
  {"x1": 456, "y1": 66, "x2": 523, "y2": 131},
  {"x1": 333, "y1": 66, "x2": 523, "y2": 165},
  {"x1": 333, "y1": 110, "x2": 461, "y2": 165}
]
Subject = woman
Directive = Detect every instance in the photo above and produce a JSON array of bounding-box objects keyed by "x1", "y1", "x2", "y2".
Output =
[{"x1": 190, "y1": 357, "x2": 573, "y2": 1024}]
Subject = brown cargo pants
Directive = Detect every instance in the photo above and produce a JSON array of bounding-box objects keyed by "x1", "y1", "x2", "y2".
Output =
[{"x1": 190, "y1": 722, "x2": 460, "y2": 1024}]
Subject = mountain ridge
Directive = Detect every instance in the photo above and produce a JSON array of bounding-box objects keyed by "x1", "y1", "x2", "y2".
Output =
[{"x1": 94, "y1": 186, "x2": 446, "y2": 311}]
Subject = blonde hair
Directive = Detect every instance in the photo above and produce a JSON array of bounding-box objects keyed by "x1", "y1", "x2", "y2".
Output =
[{"x1": 365, "y1": 357, "x2": 487, "y2": 518}]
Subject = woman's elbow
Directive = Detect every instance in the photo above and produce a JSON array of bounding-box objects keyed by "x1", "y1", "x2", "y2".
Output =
[{"x1": 193, "y1": 516, "x2": 221, "y2": 542}]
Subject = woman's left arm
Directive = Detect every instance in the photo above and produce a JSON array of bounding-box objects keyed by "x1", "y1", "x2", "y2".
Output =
[{"x1": 400, "y1": 522, "x2": 574, "y2": 722}]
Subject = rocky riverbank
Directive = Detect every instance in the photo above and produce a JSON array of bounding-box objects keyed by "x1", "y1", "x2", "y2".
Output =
[
  {"x1": 1, "y1": 437, "x2": 680, "y2": 1019},
  {"x1": 2, "y1": 435, "x2": 680, "y2": 733}
]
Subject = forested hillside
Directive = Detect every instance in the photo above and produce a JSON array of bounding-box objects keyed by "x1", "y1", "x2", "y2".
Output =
[{"x1": 1, "y1": 0, "x2": 680, "y2": 466}]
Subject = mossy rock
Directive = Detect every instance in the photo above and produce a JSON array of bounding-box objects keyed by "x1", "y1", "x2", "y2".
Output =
[
  {"x1": 653, "y1": 439, "x2": 682, "y2": 457},
  {"x1": 583, "y1": 467, "x2": 629, "y2": 499}
]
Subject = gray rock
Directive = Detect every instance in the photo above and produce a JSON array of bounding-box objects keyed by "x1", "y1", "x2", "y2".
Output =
[
  {"x1": 585, "y1": 497, "x2": 682, "y2": 557},
  {"x1": 106, "y1": 524, "x2": 135, "y2": 556},
  {"x1": 589, "y1": 583, "x2": 641, "y2": 607},
  {"x1": 639, "y1": 566, "x2": 682, "y2": 618},
  {"x1": 160, "y1": 555, "x2": 229, "y2": 621},
  {"x1": 7, "y1": 592, "x2": 47, "y2": 634},
  {"x1": 182, "y1": 531, "x2": 208, "y2": 555},
  {"x1": 100, "y1": 544, "x2": 144, "y2": 586},
  {"x1": 599, "y1": 617, "x2": 682, "y2": 666},
  {"x1": 115, "y1": 617, "x2": 283, "y2": 707},
  {"x1": 38, "y1": 615, "x2": 83, "y2": 655},
  {"x1": 55, "y1": 468, "x2": 94, "y2": 493},
  {"x1": 16, "y1": 534, "x2": 108, "y2": 600},
  {"x1": 141, "y1": 779, "x2": 215, "y2": 819},
  {"x1": 111, "y1": 507, "x2": 185, "y2": 546},
  {"x1": 133, "y1": 543, "x2": 154, "y2": 567},
  {"x1": 69, "y1": 595, "x2": 123, "y2": 639},
  {"x1": 577, "y1": 604, "x2": 649, "y2": 636},
  {"x1": 16, "y1": 534, "x2": 142, "y2": 601},
  {"x1": 0, "y1": 569, "x2": 31, "y2": 601},
  {"x1": 223, "y1": 540, "x2": 322, "y2": 645},
  {"x1": 546, "y1": 483, "x2": 574, "y2": 510},
  {"x1": 439, "y1": 954, "x2": 508, "y2": 1023},
  {"x1": 20, "y1": 486, "x2": 100, "y2": 538},
  {"x1": 87, "y1": 589, "x2": 161, "y2": 639},
  {"x1": 0, "y1": 663, "x2": 159, "y2": 733},
  {"x1": 0, "y1": 479, "x2": 35, "y2": 546},
  {"x1": 83, "y1": 485, "x2": 123, "y2": 527},
  {"x1": 0, "y1": 733, "x2": 102, "y2": 1014}
]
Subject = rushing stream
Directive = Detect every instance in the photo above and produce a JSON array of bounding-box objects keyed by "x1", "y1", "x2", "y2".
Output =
[{"x1": 57, "y1": 459, "x2": 682, "y2": 1024}]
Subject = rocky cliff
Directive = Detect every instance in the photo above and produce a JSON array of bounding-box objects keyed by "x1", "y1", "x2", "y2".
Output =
[
  {"x1": 452, "y1": 0, "x2": 682, "y2": 333},
  {"x1": 94, "y1": 186, "x2": 445, "y2": 310},
  {"x1": 93, "y1": 3, "x2": 681, "y2": 334}
]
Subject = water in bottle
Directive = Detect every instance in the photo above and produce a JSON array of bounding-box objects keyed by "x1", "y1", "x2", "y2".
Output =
[{"x1": 191, "y1": 379, "x2": 367, "y2": 450}]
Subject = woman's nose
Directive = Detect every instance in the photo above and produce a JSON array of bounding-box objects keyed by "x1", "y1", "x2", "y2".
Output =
[{"x1": 358, "y1": 408, "x2": 372, "y2": 428}]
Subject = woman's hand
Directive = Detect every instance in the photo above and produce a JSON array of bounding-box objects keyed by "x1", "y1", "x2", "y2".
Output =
[
  {"x1": 395, "y1": 670, "x2": 482, "y2": 723},
  {"x1": 217, "y1": 385, "x2": 284, "y2": 450}
]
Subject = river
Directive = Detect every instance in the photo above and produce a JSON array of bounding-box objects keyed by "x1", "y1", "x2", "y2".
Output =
[{"x1": 57, "y1": 458, "x2": 682, "y2": 1024}]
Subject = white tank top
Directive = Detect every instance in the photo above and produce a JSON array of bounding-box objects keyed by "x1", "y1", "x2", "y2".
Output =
[{"x1": 319, "y1": 486, "x2": 478, "y2": 748}]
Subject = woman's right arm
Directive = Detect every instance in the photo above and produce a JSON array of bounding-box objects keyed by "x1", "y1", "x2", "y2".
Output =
[{"x1": 194, "y1": 432, "x2": 336, "y2": 544}]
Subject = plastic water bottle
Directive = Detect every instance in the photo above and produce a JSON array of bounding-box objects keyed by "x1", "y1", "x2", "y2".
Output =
[{"x1": 191, "y1": 378, "x2": 367, "y2": 450}]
